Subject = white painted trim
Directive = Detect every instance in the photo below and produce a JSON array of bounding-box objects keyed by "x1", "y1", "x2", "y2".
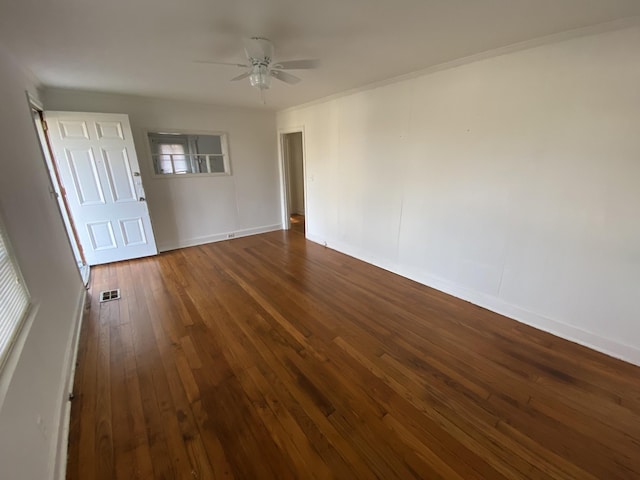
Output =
[
  {"x1": 80, "y1": 265, "x2": 90, "y2": 287},
  {"x1": 27, "y1": 91, "x2": 44, "y2": 112},
  {"x1": 149, "y1": 170, "x2": 231, "y2": 180},
  {"x1": 157, "y1": 223, "x2": 283, "y2": 252},
  {"x1": 277, "y1": 126, "x2": 307, "y2": 232},
  {"x1": 53, "y1": 286, "x2": 87, "y2": 480},
  {"x1": 0, "y1": 304, "x2": 40, "y2": 410},
  {"x1": 306, "y1": 233, "x2": 640, "y2": 367},
  {"x1": 142, "y1": 128, "x2": 233, "y2": 178},
  {"x1": 29, "y1": 98, "x2": 87, "y2": 282},
  {"x1": 277, "y1": 16, "x2": 640, "y2": 115}
]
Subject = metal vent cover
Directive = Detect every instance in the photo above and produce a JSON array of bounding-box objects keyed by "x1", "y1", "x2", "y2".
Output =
[{"x1": 99, "y1": 289, "x2": 121, "y2": 302}]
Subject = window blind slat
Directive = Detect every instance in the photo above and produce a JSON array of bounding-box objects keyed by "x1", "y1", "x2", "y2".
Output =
[{"x1": 0, "y1": 223, "x2": 29, "y2": 368}]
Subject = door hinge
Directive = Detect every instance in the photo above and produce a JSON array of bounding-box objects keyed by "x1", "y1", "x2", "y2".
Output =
[{"x1": 42, "y1": 120, "x2": 49, "y2": 131}]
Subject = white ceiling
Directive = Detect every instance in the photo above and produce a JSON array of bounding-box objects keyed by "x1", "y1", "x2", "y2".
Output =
[{"x1": 1, "y1": 0, "x2": 639, "y2": 110}]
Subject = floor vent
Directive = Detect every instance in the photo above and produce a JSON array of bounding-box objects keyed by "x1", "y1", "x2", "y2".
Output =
[{"x1": 99, "y1": 289, "x2": 121, "y2": 302}]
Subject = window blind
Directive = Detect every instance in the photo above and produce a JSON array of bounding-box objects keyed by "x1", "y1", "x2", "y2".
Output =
[{"x1": 0, "y1": 222, "x2": 29, "y2": 369}]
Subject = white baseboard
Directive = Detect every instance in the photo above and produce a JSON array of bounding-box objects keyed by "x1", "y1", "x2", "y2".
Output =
[
  {"x1": 157, "y1": 223, "x2": 283, "y2": 252},
  {"x1": 307, "y1": 233, "x2": 640, "y2": 367},
  {"x1": 53, "y1": 286, "x2": 87, "y2": 480}
]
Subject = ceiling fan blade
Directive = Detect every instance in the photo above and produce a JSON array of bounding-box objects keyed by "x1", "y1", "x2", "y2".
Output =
[
  {"x1": 194, "y1": 60, "x2": 249, "y2": 68},
  {"x1": 230, "y1": 71, "x2": 251, "y2": 82},
  {"x1": 243, "y1": 37, "x2": 274, "y2": 61},
  {"x1": 270, "y1": 70, "x2": 301, "y2": 85},
  {"x1": 272, "y1": 59, "x2": 319, "y2": 70}
]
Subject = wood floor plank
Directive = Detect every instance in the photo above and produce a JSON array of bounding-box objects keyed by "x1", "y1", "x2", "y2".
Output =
[
  {"x1": 95, "y1": 283, "x2": 115, "y2": 479},
  {"x1": 126, "y1": 260, "x2": 176, "y2": 480},
  {"x1": 74, "y1": 266, "x2": 105, "y2": 480},
  {"x1": 68, "y1": 230, "x2": 640, "y2": 479}
]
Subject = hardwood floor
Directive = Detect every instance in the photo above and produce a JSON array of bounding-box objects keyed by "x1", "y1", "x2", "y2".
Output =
[
  {"x1": 67, "y1": 230, "x2": 640, "y2": 479},
  {"x1": 290, "y1": 214, "x2": 305, "y2": 235}
]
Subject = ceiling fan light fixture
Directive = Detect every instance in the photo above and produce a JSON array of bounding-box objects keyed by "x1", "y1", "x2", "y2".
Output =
[
  {"x1": 249, "y1": 65, "x2": 271, "y2": 90},
  {"x1": 200, "y1": 38, "x2": 314, "y2": 98}
]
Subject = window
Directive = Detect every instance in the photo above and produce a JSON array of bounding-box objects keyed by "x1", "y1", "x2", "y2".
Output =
[
  {"x1": 148, "y1": 132, "x2": 231, "y2": 176},
  {"x1": 0, "y1": 220, "x2": 29, "y2": 370}
]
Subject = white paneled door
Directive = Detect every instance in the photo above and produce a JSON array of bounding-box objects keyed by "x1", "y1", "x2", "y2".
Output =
[{"x1": 45, "y1": 112, "x2": 157, "y2": 265}]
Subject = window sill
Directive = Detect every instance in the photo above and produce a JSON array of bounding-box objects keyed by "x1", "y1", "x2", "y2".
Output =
[{"x1": 151, "y1": 172, "x2": 232, "y2": 179}]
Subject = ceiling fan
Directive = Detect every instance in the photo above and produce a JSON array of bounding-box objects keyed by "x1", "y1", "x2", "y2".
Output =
[{"x1": 199, "y1": 37, "x2": 318, "y2": 95}]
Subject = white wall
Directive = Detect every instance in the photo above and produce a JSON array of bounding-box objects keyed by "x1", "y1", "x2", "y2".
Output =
[
  {"x1": 0, "y1": 44, "x2": 85, "y2": 479},
  {"x1": 43, "y1": 89, "x2": 282, "y2": 251},
  {"x1": 278, "y1": 25, "x2": 640, "y2": 365}
]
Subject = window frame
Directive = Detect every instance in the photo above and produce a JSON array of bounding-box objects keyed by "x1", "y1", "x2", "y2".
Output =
[
  {"x1": 0, "y1": 216, "x2": 31, "y2": 373},
  {"x1": 145, "y1": 129, "x2": 232, "y2": 179}
]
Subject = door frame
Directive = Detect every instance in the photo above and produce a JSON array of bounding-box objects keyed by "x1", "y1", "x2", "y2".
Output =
[
  {"x1": 26, "y1": 93, "x2": 90, "y2": 284},
  {"x1": 277, "y1": 126, "x2": 307, "y2": 231}
]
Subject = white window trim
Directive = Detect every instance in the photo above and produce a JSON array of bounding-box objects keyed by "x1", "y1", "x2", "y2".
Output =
[
  {"x1": 144, "y1": 129, "x2": 232, "y2": 179},
  {"x1": 0, "y1": 216, "x2": 31, "y2": 374}
]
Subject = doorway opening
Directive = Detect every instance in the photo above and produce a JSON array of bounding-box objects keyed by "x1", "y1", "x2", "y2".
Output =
[
  {"x1": 28, "y1": 96, "x2": 90, "y2": 285},
  {"x1": 281, "y1": 131, "x2": 306, "y2": 235}
]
